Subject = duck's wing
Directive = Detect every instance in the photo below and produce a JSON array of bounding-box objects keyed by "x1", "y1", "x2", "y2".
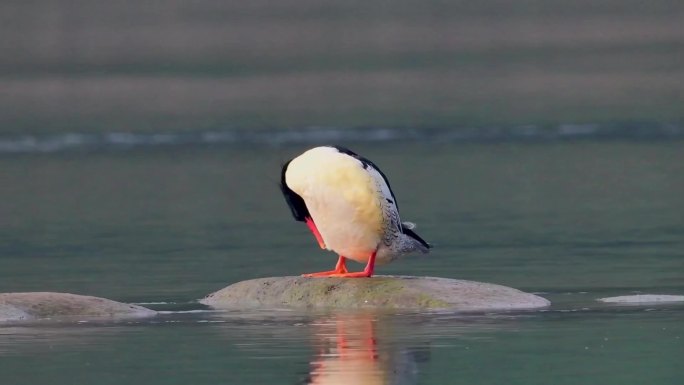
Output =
[
  {"x1": 329, "y1": 146, "x2": 430, "y2": 250},
  {"x1": 331, "y1": 146, "x2": 398, "y2": 205},
  {"x1": 330, "y1": 145, "x2": 402, "y2": 230}
]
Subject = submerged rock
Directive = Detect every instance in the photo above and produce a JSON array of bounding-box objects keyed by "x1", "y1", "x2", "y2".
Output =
[
  {"x1": 597, "y1": 294, "x2": 684, "y2": 304},
  {"x1": 0, "y1": 292, "x2": 156, "y2": 322},
  {"x1": 201, "y1": 276, "x2": 550, "y2": 311},
  {"x1": 0, "y1": 303, "x2": 30, "y2": 322}
]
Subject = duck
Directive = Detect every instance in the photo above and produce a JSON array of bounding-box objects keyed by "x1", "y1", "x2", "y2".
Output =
[{"x1": 280, "y1": 145, "x2": 430, "y2": 278}]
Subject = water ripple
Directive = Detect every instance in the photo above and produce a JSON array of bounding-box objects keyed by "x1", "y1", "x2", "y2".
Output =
[{"x1": 1, "y1": 123, "x2": 682, "y2": 154}]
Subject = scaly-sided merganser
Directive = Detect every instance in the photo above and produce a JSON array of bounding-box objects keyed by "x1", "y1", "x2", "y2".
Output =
[{"x1": 280, "y1": 146, "x2": 430, "y2": 278}]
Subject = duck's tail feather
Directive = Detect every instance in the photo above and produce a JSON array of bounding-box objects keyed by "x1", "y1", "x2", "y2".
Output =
[
  {"x1": 400, "y1": 225, "x2": 431, "y2": 254},
  {"x1": 401, "y1": 221, "x2": 416, "y2": 230}
]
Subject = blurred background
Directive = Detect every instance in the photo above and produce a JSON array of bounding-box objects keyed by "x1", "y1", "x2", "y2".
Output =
[{"x1": 0, "y1": 0, "x2": 682, "y2": 143}]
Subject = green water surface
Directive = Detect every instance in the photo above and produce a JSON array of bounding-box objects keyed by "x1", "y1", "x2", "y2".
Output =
[{"x1": 1, "y1": 142, "x2": 683, "y2": 384}]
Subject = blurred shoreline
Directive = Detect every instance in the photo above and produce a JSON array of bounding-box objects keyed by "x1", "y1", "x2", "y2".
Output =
[
  {"x1": 1, "y1": 123, "x2": 683, "y2": 154},
  {"x1": 1, "y1": 0, "x2": 682, "y2": 134}
]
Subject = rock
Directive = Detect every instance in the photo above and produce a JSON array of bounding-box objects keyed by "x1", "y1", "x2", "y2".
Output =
[
  {"x1": 0, "y1": 303, "x2": 30, "y2": 322},
  {"x1": 201, "y1": 276, "x2": 550, "y2": 311},
  {"x1": 597, "y1": 294, "x2": 684, "y2": 304},
  {"x1": 0, "y1": 292, "x2": 156, "y2": 322}
]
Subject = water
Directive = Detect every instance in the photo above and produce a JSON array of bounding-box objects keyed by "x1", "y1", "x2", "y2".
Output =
[
  {"x1": 2, "y1": 0, "x2": 684, "y2": 383},
  {"x1": 1, "y1": 141, "x2": 683, "y2": 384}
]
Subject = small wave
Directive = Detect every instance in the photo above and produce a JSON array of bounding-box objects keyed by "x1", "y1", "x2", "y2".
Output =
[
  {"x1": 1, "y1": 123, "x2": 682, "y2": 154},
  {"x1": 597, "y1": 294, "x2": 684, "y2": 304},
  {"x1": 157, "y1": 310, "x2": 221, "y2": 315}
]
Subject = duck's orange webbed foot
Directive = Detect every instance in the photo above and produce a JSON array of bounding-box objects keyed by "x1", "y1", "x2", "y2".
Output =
[
  {"x1": 303, "y1": 251, "x2": 377, "y2": 278},
  {"x1": 325, "y1": 270, "x2": 373, "y2": 278},
  {"x1": 302, "y1": 255, "x2": 348, "y2": 277}
]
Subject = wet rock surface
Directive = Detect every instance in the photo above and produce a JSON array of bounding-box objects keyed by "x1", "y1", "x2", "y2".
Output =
[
  {"x1": 201, "y1": 276, "x2": 550, "y2": 311},
  {"x1": 0, "y1": 292, "x2": 156, "y2": 322}
]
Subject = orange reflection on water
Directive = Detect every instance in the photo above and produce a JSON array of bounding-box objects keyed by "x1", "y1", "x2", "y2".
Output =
[{"x1": 305, "y1": 313, "x2": 420, "y2": 385}]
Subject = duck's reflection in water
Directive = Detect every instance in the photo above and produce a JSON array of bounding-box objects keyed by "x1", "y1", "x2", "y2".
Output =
[{"x1": 304, "y1": 313, "x2": 428, "y2": 385}]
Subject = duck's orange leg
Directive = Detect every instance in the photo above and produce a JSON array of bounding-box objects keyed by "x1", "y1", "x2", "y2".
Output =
[
  {"x1": 304, "y1": 250, "x2": 377, "y2": 278},
  {"x1": 326, "y1": 250, "x2": 377, "y2": 278},
  {"x1": 302, "y1": 255, "x2": 348, "y2": 277}
]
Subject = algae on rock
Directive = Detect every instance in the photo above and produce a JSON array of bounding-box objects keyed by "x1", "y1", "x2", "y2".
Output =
[{"x1": 201, "y1": 275, "x2": 550, "y2": 311}]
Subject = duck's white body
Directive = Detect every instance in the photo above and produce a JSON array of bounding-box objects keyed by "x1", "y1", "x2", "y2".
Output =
[{"x1": 281, "y1": 146, "x2": 429, "y2": 275}]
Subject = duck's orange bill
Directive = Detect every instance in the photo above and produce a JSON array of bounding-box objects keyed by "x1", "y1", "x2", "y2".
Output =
[{"x1": 305, "y1": 217, "x2": 326, "y2": 249}]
